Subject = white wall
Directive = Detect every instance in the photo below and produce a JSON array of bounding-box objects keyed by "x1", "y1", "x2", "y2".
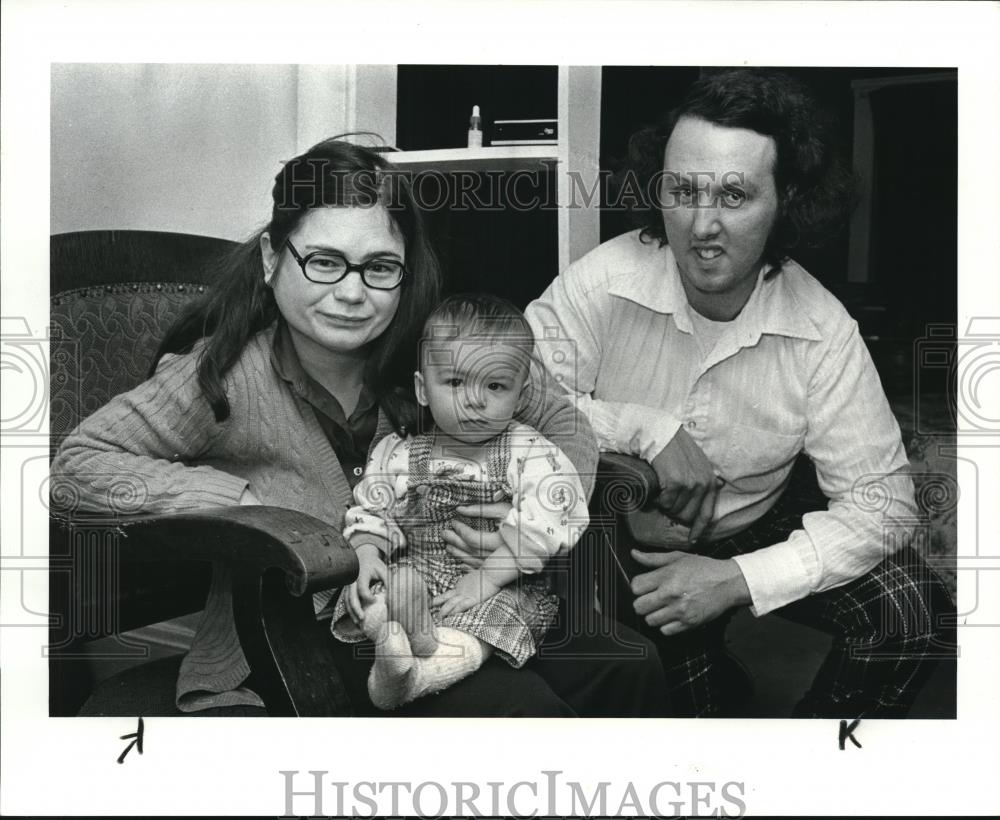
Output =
[{"x1": 50, "y1": 64, "x2": 359, "y2": 240}]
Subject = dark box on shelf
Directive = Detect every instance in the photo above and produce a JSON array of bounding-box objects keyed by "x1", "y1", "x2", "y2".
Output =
[{"x1": 491, "y1": 119, "x2": 558, "y2": 146}]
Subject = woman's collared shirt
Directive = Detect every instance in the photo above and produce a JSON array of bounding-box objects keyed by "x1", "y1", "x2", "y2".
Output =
[{"x1": 270, "y1": 319, "x2": 378, "y2": 489}]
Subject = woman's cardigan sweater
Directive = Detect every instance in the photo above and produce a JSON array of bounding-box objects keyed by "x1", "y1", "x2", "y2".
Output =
[{"x1": 50, "y1": 324, "x2": 598, "y2": 711}]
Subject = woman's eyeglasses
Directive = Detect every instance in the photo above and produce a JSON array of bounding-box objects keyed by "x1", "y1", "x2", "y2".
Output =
[{"x1": 284, "y1": 239, "x2": 406, "y2": 290}]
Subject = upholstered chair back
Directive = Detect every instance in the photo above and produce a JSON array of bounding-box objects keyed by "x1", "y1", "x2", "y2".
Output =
[{"x1": 50, "y1": 230, "x2": 237, "y2": 440}]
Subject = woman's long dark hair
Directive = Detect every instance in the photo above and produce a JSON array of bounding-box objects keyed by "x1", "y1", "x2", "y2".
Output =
[{"x1": 152, "y1": 136, "x2": 442, "y2": 431}]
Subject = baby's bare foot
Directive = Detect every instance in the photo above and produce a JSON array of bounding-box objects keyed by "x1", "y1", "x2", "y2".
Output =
[{"x1": 387, "y1": 566, "x2": 438, "y2": 657}]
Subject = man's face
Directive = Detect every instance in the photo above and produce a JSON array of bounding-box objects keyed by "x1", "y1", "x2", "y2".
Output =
[{"x1": 660, "y1": 115, "x2": 780, "y2": 320}]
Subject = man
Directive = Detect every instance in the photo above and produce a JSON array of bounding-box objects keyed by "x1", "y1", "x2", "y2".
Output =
[{"x1": 525, "y1": 69, "x2": 955, "y2": 717}]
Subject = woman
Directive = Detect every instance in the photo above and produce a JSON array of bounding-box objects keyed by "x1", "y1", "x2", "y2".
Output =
[{"x1": 51, "y1": 136, "x2": 668, "y2": 717}]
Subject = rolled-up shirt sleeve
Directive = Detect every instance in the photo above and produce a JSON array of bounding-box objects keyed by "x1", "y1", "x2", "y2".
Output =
[{"x1": 526, "y1": 258, "x2": 681, "y2": 462}]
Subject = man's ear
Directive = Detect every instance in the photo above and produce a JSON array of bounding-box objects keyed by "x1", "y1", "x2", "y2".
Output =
[
  {"x1": 414, "y1": 371, "x2": 428, "y2": 406},
  {"x1": 260, "y1": 232, "x2": 278, "y2": 286}
]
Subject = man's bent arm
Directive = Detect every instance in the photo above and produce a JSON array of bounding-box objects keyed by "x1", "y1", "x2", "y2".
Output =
[
  {"x1": 732, "y1": 313, "x2": 917, "y2": 616},
  {"x1": 525, "y1": 260, "x2": 682, "y2": 461}
]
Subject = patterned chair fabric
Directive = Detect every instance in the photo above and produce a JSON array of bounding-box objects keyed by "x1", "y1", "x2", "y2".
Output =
[
  {"x1": 51, "y1": 283, "x2": 208, "y2": 439},
  {"x1": 49, "y1": 230, "x2": 236, "y2": 441}
]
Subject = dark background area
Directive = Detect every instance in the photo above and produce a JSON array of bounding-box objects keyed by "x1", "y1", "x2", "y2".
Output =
[
  {"x1": 397, "y1": 65, "x2": 558, "y2": 151},
  {"x1": 415, "y1": 171, "x2": 559, "y2": 310},
  {"x1": 601, "y1": 67, "x2": 957, "y2": 345},
  {"x1": 396, "y1": 65, "x2": 957, "y2": 355},
  {"x1": 397, "y1": 65, "x2": 559, "y2": 308}
]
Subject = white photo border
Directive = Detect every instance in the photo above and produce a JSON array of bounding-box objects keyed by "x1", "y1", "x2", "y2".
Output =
[{"x1": 2, "y1": 0, "x2": 998, "y2": 816}]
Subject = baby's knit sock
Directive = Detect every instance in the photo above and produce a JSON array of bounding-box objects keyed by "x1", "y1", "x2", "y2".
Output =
[
  {"x1": 404, "y1": 627, "x2": 491, "y2": 701},
  {"x1": 387, "y1": 566, "x2": 438, "y2": 657},
  {"x1": 358, "y1": 595, "x2": 388, "y2": 642},
  {"x1": 371, "y1": 627, "x2": 492, "y2": 711},
  {"x1": 367, "y1": 621, "x2": 417, "y2": 711}
]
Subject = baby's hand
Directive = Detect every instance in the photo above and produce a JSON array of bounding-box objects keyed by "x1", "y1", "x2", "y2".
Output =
[
  {"x1": 432, "y1": 571, "x2": 503, "y2": 619},
  {"x1": 345, "y1": 542, "x2": 387, "y2": 625}
]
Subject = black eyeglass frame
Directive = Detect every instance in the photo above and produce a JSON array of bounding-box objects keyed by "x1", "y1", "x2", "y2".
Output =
[{"x1": 283, "y1": 239, "x2": 407, "y2": 290}]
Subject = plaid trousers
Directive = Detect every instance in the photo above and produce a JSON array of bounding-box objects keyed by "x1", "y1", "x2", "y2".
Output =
[{"x1": 605, "y1": 472, "x2": 957, "y2": 718}]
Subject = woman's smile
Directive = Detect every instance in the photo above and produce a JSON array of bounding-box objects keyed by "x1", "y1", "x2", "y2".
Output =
[{"x1": 319, "y1": 312, "x2": 372, "y2": 325}]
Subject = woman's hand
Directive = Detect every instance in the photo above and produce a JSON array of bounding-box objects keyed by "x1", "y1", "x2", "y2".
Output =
[
  {"x1": 344, "y1": 542, "x2": 388, "y2": 625},
  {"x1": 432, "y1": 571, "x2": 503, "y2": 619},
  {"x1": 440, "y1": 501, "x2": 513, "y2": 568}
]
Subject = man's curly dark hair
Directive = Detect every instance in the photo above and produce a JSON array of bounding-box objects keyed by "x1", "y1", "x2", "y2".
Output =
[{"x1": 624, "y1": 69, "x2": 856, "y2": 269}]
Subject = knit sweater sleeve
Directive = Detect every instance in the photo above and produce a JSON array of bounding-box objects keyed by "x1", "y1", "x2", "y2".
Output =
[
  {"x1": 50, "y1": 348, "x2": 250, "y2": 514},
  {"x1": 514, "y1": 358, "x2": 599, "y2": 501},
  {"x1": 342, "y1": 433, "x2": 411, "y2": 557}
]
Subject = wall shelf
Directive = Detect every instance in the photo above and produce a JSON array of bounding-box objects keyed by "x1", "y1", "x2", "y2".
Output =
[
  {"x1": 354, "y1": 65, "x2": 601, "y2": 283},
  {"x1": 385, "y1": 146, "x2": 559, "y2": 173}
]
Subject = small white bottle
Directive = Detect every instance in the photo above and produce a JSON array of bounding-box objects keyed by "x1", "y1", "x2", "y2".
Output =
[{"x1": 467, "y1": 105, "x2": 483, "y2": 148}]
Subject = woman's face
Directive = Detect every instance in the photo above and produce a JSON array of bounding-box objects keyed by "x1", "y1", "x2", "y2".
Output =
[{"x1": 262, "y1": 206, "x2": 405, "y2": 358}]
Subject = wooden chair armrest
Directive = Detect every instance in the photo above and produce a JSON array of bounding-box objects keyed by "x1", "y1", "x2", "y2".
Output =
[
  {"x1": 51, "y1": 505, "x2": 359, "y2": 596},
  {"x1": 51, "y1": 506, "x2": 360, "y2": 716},
  {"x1": 592, "y1": 453, "x2": 661, "y2": 514},
  {"x1": 572, "y1": 454, "x2": 661, "y2": 618}
]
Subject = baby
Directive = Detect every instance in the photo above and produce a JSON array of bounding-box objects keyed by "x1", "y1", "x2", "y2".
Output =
[{"x1": 330, "y1": 293, "x2": 589, "y2": 709}]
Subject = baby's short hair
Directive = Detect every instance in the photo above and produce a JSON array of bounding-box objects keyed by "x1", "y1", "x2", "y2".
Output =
[{"x1": 421, "y1": 294, "x2": 535, "y2": 364}]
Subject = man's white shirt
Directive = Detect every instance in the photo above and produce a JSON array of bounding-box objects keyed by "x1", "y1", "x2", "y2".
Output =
[{"x1": 526, "y1": 229, "x2": 916, "y2": 616}]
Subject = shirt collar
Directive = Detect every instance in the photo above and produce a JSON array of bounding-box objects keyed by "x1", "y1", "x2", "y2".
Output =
[
  {"x1": 270, "y1": 317, "x2": 298, "y2": 385},
  {"x1": 271, "y1": 317, "x2": 312, "y2": 392},
  {"x1": 607, "y1": 241, "x2": 822, "y2": 342},
  {"x1": 270, "y1": 318, "x2": 376, "y2": 419}
]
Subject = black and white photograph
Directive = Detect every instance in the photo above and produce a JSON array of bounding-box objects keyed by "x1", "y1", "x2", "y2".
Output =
[
  {"x1": 44, "y1": 61, "x2": 959, "y2": 721},
  {"x1": 2, "y1": 1, "x2": 998, "y2": 817}
]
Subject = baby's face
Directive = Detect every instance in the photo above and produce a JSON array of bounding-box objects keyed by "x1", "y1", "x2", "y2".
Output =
[{"x1": 416, "y1": 338, "x2": 530, "y2": 444}]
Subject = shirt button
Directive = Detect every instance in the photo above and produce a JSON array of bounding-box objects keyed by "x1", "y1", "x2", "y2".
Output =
[
  {"x1": 687, "y1": 420, "x2": 696, "y2": 429},
  {"x1": 353, "y1": 467, "x2": 364, "y2": 477}
]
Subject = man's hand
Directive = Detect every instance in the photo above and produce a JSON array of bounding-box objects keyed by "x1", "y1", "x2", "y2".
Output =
[
  {"x1": 344, "y1": 542, "x2": 388, "y2": 625},
  {"x1": 440, "y1": 501, "x2": 513, "y2": 567},
  {"x1": 432, "y1": 570, "x2": 503, "y2": 619},
  {"x1": 630, "y1": 550, "x2": 751, "y2": 636},
  {"x1": 649, "y1": 427, "x2": 723, "y2": 542}
]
